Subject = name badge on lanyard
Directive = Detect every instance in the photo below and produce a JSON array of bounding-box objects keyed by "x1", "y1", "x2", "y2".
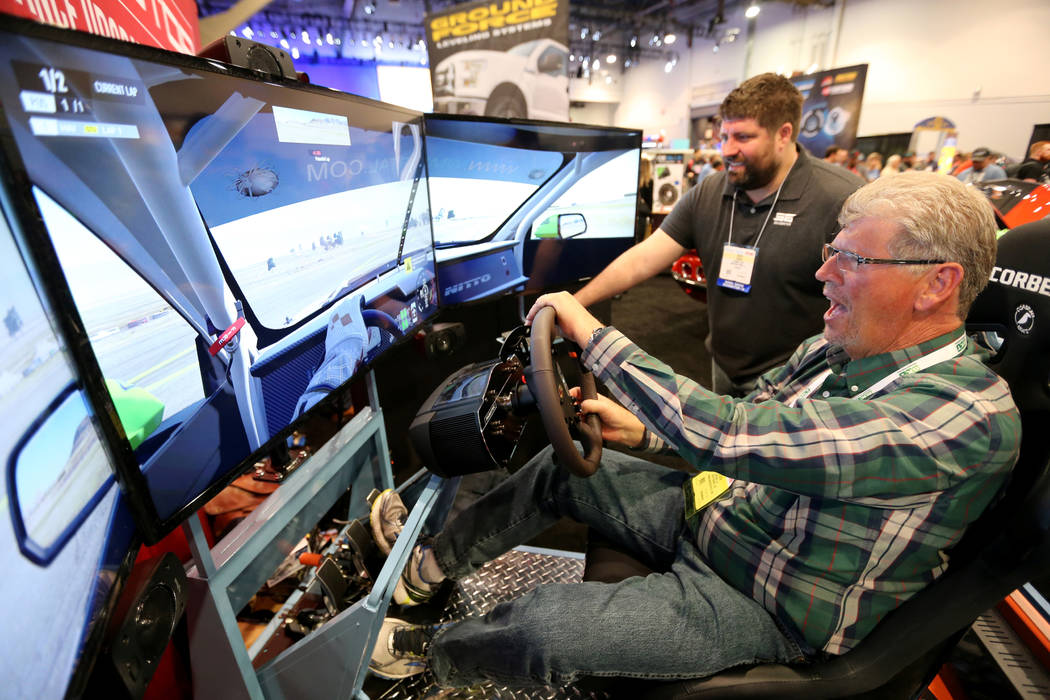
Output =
[
  {"x1": 719, "y1": 180, "x2": 785, "y2": 295},
  {"x1": 717, "y1": 243, "x2": 758, "y2": 293}
]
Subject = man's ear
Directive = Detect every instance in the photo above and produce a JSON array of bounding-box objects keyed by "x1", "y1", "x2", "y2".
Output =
[
  {"x1": 916, "y1": 262, "x2": 964, "y2": 312},
  {"x1": 777, "y1": 121, "x2": 794, "y2": 145}
]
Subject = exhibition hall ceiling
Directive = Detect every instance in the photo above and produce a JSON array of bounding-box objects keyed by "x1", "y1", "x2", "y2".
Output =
[{"x1": 195, "y1": 0, "x2": 835, "y2": 64}]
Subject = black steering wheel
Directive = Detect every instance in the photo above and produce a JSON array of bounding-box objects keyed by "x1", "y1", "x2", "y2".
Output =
[{"x1": 526, "y1": 306, "x2": 603, "y2": 477}]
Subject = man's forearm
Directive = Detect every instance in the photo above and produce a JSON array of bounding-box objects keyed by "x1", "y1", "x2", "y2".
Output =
[
  {"x1": 575, "y1": 230, "x2": 685, "y2": 307},
  {"x1": 574, "y1": 257, "x2": 642, "y2": 306}
]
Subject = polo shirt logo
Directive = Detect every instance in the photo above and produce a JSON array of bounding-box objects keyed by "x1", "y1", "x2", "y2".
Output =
[
  {"x1": 773, "y1": 212, "x2": 796, "y2": 226},
  {"x1": 1015, "y1": 304, "x2": 1035, "y2": 335}
]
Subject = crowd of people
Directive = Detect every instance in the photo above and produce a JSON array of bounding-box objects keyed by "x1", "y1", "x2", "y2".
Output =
[
  {"x1": 675, "y1": 139, "x2": 1050, "y2": 189},
  {"x1": 814, "y1": 142, "x2": 1049, "y2": 185}
]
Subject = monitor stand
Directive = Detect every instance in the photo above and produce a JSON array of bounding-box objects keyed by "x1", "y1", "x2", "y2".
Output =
[{"x1": 182, "y1": 371, "x2": 453, "y2": 699}]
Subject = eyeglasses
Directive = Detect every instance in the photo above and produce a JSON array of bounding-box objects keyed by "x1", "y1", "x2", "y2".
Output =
[{"x1": 821, "y1": 244, "x2": 945, "y2": 272}]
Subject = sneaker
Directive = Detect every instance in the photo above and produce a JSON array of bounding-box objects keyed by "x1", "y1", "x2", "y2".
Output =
[
  {"x1": 370, "y1": 488, "x2": 407, "y2": 555},
  {"x1": 369, "y1": 617, "x2": 431, "y2": 679},
  {"x1": 392, "y1": 543, "x2": 442, "y2": 607},
  {"x1": 370, "y1": 490, "x2": 443, "y2": 607}
]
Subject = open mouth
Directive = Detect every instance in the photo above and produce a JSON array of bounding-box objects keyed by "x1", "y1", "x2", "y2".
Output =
[{"x1": 824, "y1": 296, "x2": 846, "y2": 321}]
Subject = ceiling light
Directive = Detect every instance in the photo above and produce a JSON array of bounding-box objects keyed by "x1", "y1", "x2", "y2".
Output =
[
  {"x1": 605, "y1": 75, "x2": 612, "y2": 84},
  {"x1": 241, "y1": 26, "x2": 253, "y2": 39},
  {"x1": 664, "y1": 60, "x2": 673, "y2": 73},
  {"x1": 364, "y1": 2, "x2": 376, "y2": 15},
  {"x1": 580, "y1": 27, "x2": 589, "y2": 39},
  {"x1": 624, "y1": 58, "x2": 632, "y2": 68},
  {"x1": 291, "y1": 47, "x2": 300, "y2": 59},
  {"x1": 592, "y1": 58, "x2": 600, "y2": 69},
  {"x1": 664, "y1": 32, "x2": 676, "y2": 45},
  {"x1": 745, "y1": 2, "x2": 760, "y2": 19},
  {"x1": 326, "y1": 32, "x2": 334, "y2": 45},
  {"x1": 279, "y1": 38, "x2": 289, "y2": 49},
  {"x1": 606, "y1": 54, "x2": 617, "y2": 63},
  {"x1": 592, "y1": 30, "x2": 601, "y2": 41},
  {"x1": 630, "y1": 35, "x2": 637, "y2": 48},
  {"x1": 301, "y1": 30, "x2": 310, "y2": 43}
]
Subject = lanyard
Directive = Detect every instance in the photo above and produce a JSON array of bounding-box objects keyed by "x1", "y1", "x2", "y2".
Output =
[
  {"x1": 788, "y1": 333, "x2": 968, "y2": 407},
  {"x1": 727, "y1": 179, "x2": 785, "y2": 249}
]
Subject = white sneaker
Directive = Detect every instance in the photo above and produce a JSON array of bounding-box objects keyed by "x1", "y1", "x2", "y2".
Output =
[{"x1": 369, "y1": 617, "x2": 429, "y2": 679}]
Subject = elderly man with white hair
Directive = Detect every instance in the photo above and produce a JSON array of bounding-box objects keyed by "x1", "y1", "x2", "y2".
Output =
[{"x1": 370, "y1": 172, "x2": 1021, "y2": 691}]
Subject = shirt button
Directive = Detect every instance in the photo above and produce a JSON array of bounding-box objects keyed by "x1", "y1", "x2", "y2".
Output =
[
  {"x1": 821, "y1": 391, "x2": 830, "y2": 398},
  {"x1": 850, "y1": 385, "x2": 859, "y2": 392}
]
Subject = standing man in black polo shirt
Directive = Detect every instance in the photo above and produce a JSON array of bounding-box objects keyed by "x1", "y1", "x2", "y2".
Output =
[{"x1": 575, "y1": 73, "x2": 864, "y2": 395}]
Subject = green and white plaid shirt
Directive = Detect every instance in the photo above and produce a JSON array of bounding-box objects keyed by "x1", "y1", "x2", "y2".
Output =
[{"x1": 583, "y1": 327, "x2": 1020, "y2": 655}]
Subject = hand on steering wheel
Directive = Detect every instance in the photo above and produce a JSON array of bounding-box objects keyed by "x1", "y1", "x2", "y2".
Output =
[
  {"x1": 526, "y1": 305, "x2": 603, "y2": 477},
  {"x1": 570, "y1": 388, "x2": 646, "y2": 448}
]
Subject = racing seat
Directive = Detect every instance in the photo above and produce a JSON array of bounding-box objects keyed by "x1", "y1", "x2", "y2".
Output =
[{"x1": 579, "y1": 219, "x2": 1050, "y2": 698}]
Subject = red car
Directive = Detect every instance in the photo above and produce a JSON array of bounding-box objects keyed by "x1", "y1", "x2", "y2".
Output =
[
  {"x1": 670, "y1": 249, "x2": 706, "y2": 303},
  {"x1": 975, "y1": 180, "x2": 1050, "y2": 230}
]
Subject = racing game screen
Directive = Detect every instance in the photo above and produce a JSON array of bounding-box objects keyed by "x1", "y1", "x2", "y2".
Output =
[
  {"x1": 424, "y1": 115, "x2": 641, "y2": 305},
  {"x1": 0, "y1": 27, "x2": 437, "y2": 533},
  {"x1": 0, "y1": 204, "x2": 135, "y2": 698}
]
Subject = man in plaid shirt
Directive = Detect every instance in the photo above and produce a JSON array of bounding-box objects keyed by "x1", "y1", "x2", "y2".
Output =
[{"x1": 371, "y1": 172, "x2": 1020, "y2": 688}]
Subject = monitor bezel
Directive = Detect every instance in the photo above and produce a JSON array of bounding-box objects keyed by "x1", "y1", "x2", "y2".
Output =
[
  {"x1": 0, "y1": 122, "x2": 141, "y2": 697},
  {"x1": 0, "y1": 16, "x2": 439, "y2": 544}
]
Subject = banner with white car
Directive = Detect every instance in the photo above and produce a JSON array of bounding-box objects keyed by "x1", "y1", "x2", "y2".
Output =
[
  {"x1": 790, "y1": 64, "x2": 868, "y2": 156},
  {"x1": 424, "y1": 0, "x2": 570, "y2": 122}
]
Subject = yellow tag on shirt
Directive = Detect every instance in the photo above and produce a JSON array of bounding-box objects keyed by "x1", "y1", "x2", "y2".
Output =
[
  {"x1": 404, "y1": 257, "x2": 414, "y2": 272},
  {"x1": 684, "y1": 471, "x2": 732, "y2": 518}
]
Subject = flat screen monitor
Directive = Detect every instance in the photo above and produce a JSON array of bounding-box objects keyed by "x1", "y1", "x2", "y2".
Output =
[
  {"x1": 0, "y1": 19, "x2": 438, "y2": 541},
  {"x1": 424, "y1": 114, "x2": 641, "y2": 305},
  {"x1": 0, "y1": 165, "x2": 138, "y2": 697}
]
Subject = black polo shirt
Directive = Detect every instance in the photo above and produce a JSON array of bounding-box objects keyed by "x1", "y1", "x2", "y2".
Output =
[{"x1": 661, "y1": 147, "x2": 864, "y2": 380}]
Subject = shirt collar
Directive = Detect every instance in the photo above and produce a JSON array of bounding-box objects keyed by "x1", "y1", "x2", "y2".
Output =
[
  {"x1": 836, "y1": 327, "x2": 968, "y2": 389},
  {"x1": 721, "y1": 143, "x2": 811, "y2": 204}
]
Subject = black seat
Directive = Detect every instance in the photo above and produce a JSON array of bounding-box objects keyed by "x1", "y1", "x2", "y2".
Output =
[{"x1": 580, "y1": 219, "x2": 1050, "y2": 698}]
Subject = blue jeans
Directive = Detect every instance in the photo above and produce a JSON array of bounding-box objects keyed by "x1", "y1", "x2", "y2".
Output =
[{"x1": 428, "y1": 446, "x2": 807, "y2": 688}]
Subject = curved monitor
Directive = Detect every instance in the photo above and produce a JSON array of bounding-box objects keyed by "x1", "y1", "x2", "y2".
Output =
[
  {"x1": 0, "y1": 159, "x2": 138, "y2": 697},
  {"x1": 0, "y1": 19, "x2": 438, "y2": 541},
  {"x1": 424, "y1": 114, "x2": 641, "y2": 305}
]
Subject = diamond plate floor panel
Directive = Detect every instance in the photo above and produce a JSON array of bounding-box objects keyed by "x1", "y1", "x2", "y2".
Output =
[{"x1": 371, "y1": 548, "x2": 610, "y2": 699}]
